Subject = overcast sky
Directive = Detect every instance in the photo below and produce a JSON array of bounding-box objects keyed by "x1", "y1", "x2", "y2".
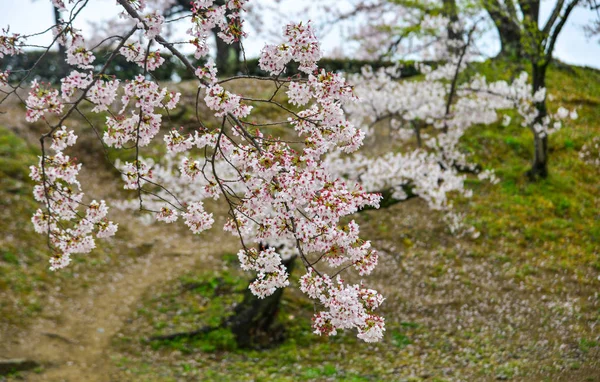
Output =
[{"x1": 1, "y1": 0, "x2": 599, "y2": 69}]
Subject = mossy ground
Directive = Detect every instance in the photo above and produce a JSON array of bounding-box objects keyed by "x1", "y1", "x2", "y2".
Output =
[
  {"x1": 1, "y1": 62, "x2": 599, "y2": 381},
  {"x1": 0, "y1": 126, "x2": 159, "y2": 330},
  {"x1": 105, "y1": 63, "x2": 600, "y2": 381}
]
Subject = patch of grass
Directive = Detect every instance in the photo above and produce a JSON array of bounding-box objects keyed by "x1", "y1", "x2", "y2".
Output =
[
  {"x1": 149, "y1": 328, "x2": 238, "y2": 354},
  {"x1": 0, "y1": 126, "x2": 154, "y2": 327},
  {"x1": 579, "y1": 339, "x2": 600, "y2": 354},
  {"x1": 391, "y1": 330, "x2": 412, "y2": 348},
  {"x1": 122, "y1": 268, "x2": 248, "y2": 354},
  {"x1": 459, "y1": 63, "x2": 600, "y2": 273}
]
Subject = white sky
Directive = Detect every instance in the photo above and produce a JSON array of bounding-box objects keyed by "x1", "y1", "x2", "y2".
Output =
[{"x1": 1, "y1": 0, "x2": 599, "y2": 68}]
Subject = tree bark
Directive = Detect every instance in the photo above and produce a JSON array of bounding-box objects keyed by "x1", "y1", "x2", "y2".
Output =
[
  {"x1": 495, "y1": 21, "x2": 523, "y2": 58},
  {"x1": 225, "y1": 254, "x2": 296, "y2": 348},
  {"x1": 527, "y1": 62, "x2": 549, "y2": 179},
  {"x1": 53, "y1": 6, "x2": 69, "y2": 78},
  {"x1": 214, "y1": 33, "x2": 241, "y2": 75},
  {"x1": 529, "y1": 132, "x2": 548, "y2": 179},
  {"x1": 486, "y1": 7, "x2": 523, "y2": 58}
]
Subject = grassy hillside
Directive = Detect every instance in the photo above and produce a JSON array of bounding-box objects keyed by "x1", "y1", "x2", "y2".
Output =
[
  {"x1": 464, "y1": 62, "x2": 600, "y2": 272},
  {"x1": 105, "y1": 63, "x2": 600, "y2": 381},
  {"x1": 0, "y1": 127, "x2": 48, "y2": 324},
  {"x1": 1, "y1": 62, "x2": 599, "y2": 380},
  {"x1": 0, "y1": 126, "x2": 152, "y2": 329}
]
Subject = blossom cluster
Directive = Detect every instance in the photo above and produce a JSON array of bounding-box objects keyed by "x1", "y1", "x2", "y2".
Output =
[
  {"x1": 120, "y1": 159, "x2": 154, "y2": 189},
  {"x1": 29, "y1": 127, "x2": 117, "y2": 270},
  {"x1": 188, "y1": 0, "x2": 248, "y2": 59},
  {"x1": 50, "y1": 126, "x2": 78, "y2": 151},
  {"x1": 60, "y1": 71, "x2": 93, "y2": 101},
  {"x1": 238, "y1": 247, "x2": 290, "y2": 298},
  {"x1": 467, "y1": 72, "x2": 578, "y2": 138},
  {"x1": 88, "y1": 77, "x2": 121, "y2": 112},
  {"x1": 14, "y1": 0, "x2": 389, "y2": 343},
  {"x1": 101, "y1": 75, "x2": 180, "y2": 147},
  {"x1": 66, "y1": 35, "x2": 95, "y2": 69},
  {"x1": 25, "y1": 80, "x2": 64, "y2": 122},
  {"x1": 259, "y1": 21, "x2": 321, "y2": 75},
  {"x1": 182, "y1": 201, "x2": 214, "y2": 233},
  {"x1": 0, "y1": 27, "x2": 23, "y2": 58},
  {"x1": 300, "y1": 270, "x2": 385, "y2": 342},
  {"x1": 194, "y1": 59, "x2": 218, "y2": 86},
  {"x1": 120, "y1": 42, "x2": 166, "y2": 71},
  {"x1": 204, "y1": 84, "x2": 252, "y2": 117},
  {"x1": 140, "y1": 11, "x2": 164, "y2": 39}
]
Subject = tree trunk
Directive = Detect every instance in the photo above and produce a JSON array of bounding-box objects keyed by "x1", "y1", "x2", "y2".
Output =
[
  {"x1": 53, "y1": 6, "x2": 69, "y2": 78},
  {"x1": 225, "y1": 254, "x2": 296, "y2": 348},
  {"x1": 213, "y1": 0, "x2": 241, "y2": 75},
  {"x1": 484, "y1": 4, "x2": 523, "y2": 58},
  {"x1": 442, "y1": 0, "x2": 460, "y2": 41},
  {"x1": 151, "y1": 252, "x2": 296, "y2": 348},
  {"x1": 496, "y1": 22, "x2": 522, "y2": 59},
  {"x1": 527, "y1": 62, "x2": 549, "y2": 179},
  {"x1": 214, "y1": 34, "x2": 241, "y2": 75},
  {"x1": 530, "y1": 133, "x2": 548, "y2": 179}
]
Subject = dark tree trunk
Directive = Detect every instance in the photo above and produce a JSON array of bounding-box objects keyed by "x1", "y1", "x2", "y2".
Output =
[
  {"x1": 225, "y1": 254, "x2": 296, "y2": 348},
  {"x1": 53, "y1": 6, "x2": 69, "y2": 77},
  {"x1": 482, "y1": 0, "x2": 525, "y2": 59},
  {"x1": 442, "y1": 0, "x2": 460, "y2": 41},
  {"x1": 529, "y1": 133, "x2": 548, "y2": 179},
  {"x1": 486, "y1": 9, "x2": 523, "y2": 58},
  {"x1": 214, "y1": 33, "x2": 241, "y2": 75},
  {"x1": 527, "y1": 62, "x2": 549, "y2": 179},
  {"x1": 412, "y1": 121, "x2": 422, "y2": 148},
  {"x1": 496, "y1": 22, "x2": 523, "y2": 58},
  {"x1": 213, "y1": 0, "x2": 241, "y2": 75},
  {"x1": 151, "y1": 252, "x2": 297, "y2": 348}
]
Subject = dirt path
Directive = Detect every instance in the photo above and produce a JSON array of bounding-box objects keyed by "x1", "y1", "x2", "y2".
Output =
[
  {"x1": 5, "y1": 212, "x2": 239, "y2": 382},
  {"x1": 0, "y1": 94, "x2": 240, "y2": 381},
  {"x1": 0, "y1": 147, "x2": 239, "y2": 381}
]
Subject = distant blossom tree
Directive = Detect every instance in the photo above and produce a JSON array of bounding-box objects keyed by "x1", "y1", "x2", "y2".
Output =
[
  {"x1": 334, "y1": 16, "x2": 575, "y2": 232},
  {"x1": 297, "y1": 0, "x2": 589, "y2": 178}
]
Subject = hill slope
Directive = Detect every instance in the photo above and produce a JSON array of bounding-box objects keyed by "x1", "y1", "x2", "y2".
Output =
[{"x1": 0, "y1": 62, "x2": 599, "y2": 381}]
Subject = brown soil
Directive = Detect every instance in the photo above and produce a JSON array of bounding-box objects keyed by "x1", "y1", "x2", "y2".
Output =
[{"x1": 1, "y1": 205, "x2": 239, "y2": 381}]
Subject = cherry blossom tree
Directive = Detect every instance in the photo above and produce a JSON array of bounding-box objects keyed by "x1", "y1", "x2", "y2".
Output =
[
  {"x1": 1, "y1": 0, "x2": 388, "y2": 345},
  {"x1": 482, "y1": 0, "x2": 596, "y2": 178},
  {"x1": 326, "y1": 16, "x2": 575, "y2": 232},
  {"x1": 105, "y1": 13, "x2": 576, "y2": 348},
  {"x1": 295, "y1": 0, "x2": 591, "y2": 179},
  {"x1": 0, "y1": 0, "x2": 578, "y2": 348}
]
